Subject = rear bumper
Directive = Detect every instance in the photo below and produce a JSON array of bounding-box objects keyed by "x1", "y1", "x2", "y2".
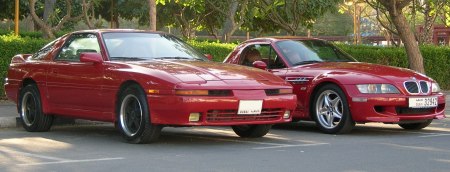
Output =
[
  {"x1": 147, "y1": 91, "x2": 297, "y2": 126},
  {"x1": 345, "y1": 85, "x2": 446, "y2": 123}
]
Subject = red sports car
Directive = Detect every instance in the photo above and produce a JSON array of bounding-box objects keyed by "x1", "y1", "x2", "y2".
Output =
[
  {"x1": 224, "y1": 37, "x2": 446, "y2": 134},
  {"x1": 4, "y1": 30, "x2": 297, "y2": 143}
]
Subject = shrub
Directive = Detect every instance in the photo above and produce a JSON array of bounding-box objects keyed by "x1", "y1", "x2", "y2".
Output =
[
  {"x1": 0, "y1": 34, "x2": 50, "y2": 98},
  {"x1": 187, "y1": 40, "x2": 237, "y2": 62},
  {"x1": 337, "y1": 44, "x2": 450, "y2": 90},
  {"x1": 0, "y1": 37, "x2": 448, "y2": 99},
  {"x1": 0, "y1": 31, "x2": 67, "y2": 39}
]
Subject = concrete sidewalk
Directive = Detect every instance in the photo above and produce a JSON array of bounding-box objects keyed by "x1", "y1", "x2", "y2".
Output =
[{"x1": 1, "y1": 92, "x2": 450, "y2": 128}]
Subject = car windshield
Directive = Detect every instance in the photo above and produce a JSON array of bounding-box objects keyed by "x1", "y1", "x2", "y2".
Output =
[
  {"x1": 275, "y1": 40, "x2": 356, "y2": 66},
  {"x1": 102, "y1": 32, "x2": 207, "y2": 61}
]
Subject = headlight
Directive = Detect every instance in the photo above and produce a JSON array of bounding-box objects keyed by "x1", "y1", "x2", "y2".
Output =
[
  {"x1": 431, "y1": 82, "x2": 441, "y2": 93},
  {"x1": 356, "y1": 84, "x2": 400, "y2": 94}
]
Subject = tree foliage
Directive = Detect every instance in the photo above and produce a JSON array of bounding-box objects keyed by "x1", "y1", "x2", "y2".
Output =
[
  {"x1": 255, "y1": 0, "x2": 341, "y2": 35},
  {"x1": 0, "y1": 0, "x2": 29, "y2": 20}
]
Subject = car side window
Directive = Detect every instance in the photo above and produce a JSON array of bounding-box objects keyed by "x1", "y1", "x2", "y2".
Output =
[
  {"x1": 240, "y1": 44, "x2": 286, "y2": 69},
  {"x1": 56, "y1": 33, "x2": 100, "y2": 61}
]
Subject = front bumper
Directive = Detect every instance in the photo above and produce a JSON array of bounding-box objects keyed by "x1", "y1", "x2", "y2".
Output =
[
  {"x1": 146, "y1": 90, "x2": 297, "y2": 126},
  {"x1": 344, "y1": 85, "x2": 446, "y2": 123}
]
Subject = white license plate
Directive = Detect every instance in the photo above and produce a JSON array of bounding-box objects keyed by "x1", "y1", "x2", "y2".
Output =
[
  {"x1": 238, "y1": 100, "x2": 263, "y2": 115},
  {"x1": 408, "y1": 97, "x2": 438, "y2": 108}
]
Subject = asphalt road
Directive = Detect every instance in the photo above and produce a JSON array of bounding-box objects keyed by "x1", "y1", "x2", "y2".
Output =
[
  {"x1": 1, "y1": 119, "x2": 450, "y2": 172},
  {"x1": 0, "y1": 92, "x2": 449, "y2": 172}
]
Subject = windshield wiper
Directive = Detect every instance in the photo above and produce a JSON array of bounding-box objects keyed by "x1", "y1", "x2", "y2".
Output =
[
  {"x1": 110, "y1": 57, "x2": 147, "y2": 61},
  {"x1": 293, "y1": 60, "x2": 323, "y2": 66},
  {"x1": 153, "y1": 57, "x2": 191, "y2": 60}
]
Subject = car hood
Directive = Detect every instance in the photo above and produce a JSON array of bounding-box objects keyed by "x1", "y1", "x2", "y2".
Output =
[
  {"x1": 291, "y1": 62, "x2": 434, "y2": 84},
  {"x1": 129, "y1": 60, "x2": 285, "y2": 84}
]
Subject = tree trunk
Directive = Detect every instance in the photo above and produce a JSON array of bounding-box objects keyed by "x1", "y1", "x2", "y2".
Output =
[
  {"x1": 420, "y1": 0, "x2": 434, "y2": 44},
  {"x1": 380, "y1": 0, "x2": 425, "y2": 73},
  {"x1": 29, "y1": 0, "x2": 55, "y2": 39},
  {"x1": 43, "y1": 0, "x2": 56, "y2": 23},
  {"x1": 149, "y1": 0, "x2": 156, "y2": 31},
  {"x1": 221, "y1": 0, "x2": 239, "y2": 42}
]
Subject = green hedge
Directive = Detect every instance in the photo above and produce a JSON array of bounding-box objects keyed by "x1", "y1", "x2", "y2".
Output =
[
  {"x1": 187, "y1": 40, "x2": 237, "y2": 62},
  {"x1": 337, "y1": 44, "x2": 450, "y2": 90},
  {"x1": 0, "y1": 31, "x2": 67, "y2": 39},
  {"x1": 0, "y1": 35, "x2": 50, "y2": 98},
  {"x1": 0, "y1": 36, "x2": 448, "y2": 99}
]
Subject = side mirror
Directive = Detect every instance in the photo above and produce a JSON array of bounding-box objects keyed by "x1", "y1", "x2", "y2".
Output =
[
  {"x1": 204, "y1": 54, "x2": 213, "y2": 60},
  {"x1": 80, "y1": 52, "x2": 103, "y2": 64},
  {"x1": 252, "y1": 60, "x2": 267, "y2": 70}
]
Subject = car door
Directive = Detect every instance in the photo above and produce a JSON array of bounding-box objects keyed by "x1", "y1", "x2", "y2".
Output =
[
  {"x1": 46, "y1": 33, "x2": 108, "y2": 117},
  {"x1": 239, "y1": 44, "x2": 288, "y2": 77}
]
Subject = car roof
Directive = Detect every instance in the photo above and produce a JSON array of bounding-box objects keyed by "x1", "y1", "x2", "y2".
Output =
[{"x1": 242, "y1": 36, "x2": 326, "y2": 44}]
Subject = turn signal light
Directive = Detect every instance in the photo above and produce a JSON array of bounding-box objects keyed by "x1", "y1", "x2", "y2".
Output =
[
  {"x1": 265, "y1": 88, "x2": 293, "y2": 95},
  {"x1": 175, "y1": 90, "x2": 209, "y2": 96}
]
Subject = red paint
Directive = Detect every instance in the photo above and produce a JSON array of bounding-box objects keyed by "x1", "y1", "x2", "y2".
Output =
[
  {"x1": 224, "y1": 37, "x2": 446, "y2": 123},
  {"x1": 4, "y1": 30, "x2": 297, "y2": 126}
]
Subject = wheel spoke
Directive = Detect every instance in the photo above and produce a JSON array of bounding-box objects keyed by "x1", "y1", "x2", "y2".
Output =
[
  {"x1": 126, "y1": 114, "x2": 134, "y2": 127},
  {"x1": 132, "y1": 119, "x2": 140, "y2": 130},
  {"x1": 326, "y1": 113, "x2": 333, "y2": 127},
  {"x1": 332, "y1": 111, "x2": 342, "y2": 119},
  {"x1": 318, "y1": 107, "x2": 328, "y2": 116},
  {"x1": 323, "y1": 93, "x2": 331, "y2": 107},
  {"x1": 329, "y1": 96, "x2": 340, "y2": 107}
]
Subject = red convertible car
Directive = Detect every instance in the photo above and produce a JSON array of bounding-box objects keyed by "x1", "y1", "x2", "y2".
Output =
[
  {"x1": 224, "y1": 37, "x2": 446, "y2": 134},
  {"x1": 4, "y1": 30, "x2": 297, "y2": 143}
]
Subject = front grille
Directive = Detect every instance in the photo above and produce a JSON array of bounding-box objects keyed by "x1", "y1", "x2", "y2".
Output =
[
  {"x1": 404, "y1": 81, "x2": 419, "y2": 93},
  {"x1": 404, "y1": 80, "x2": 430, "y2": 94},
  {"x1": 396, "y1": 107, "x2": 435, "y2": 115},
  {"x1": 206, "y1": 108, "x2": 283, "y2": 122},
  {"x1": 419, "y1": 81, "x2": 429, "y2": 93}
]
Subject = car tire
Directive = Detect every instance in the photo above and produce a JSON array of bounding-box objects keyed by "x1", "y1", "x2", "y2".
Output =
[
  {"x1": 398, "y1": 119, "x2": 433, "y2": 130},
  {"x1": 18, "y1": 84, "x2": 53, "y2": 132},
  {"x1": 117, "y1": 84, "x2": 162, "y2": 144},
  {"x1": 232, "y1": 124, "x2": 272, "y2": 138},
  {"x1": 312, "y1": 84, "x2": 355, "y2": 134}
]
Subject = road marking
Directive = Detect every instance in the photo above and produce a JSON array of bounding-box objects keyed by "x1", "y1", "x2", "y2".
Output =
[
  {"x1": 435, "y1": 159, "x2": 450, "y2": 163},
  {"x1": 17, "y1": 157, "x2": 124, "y2": 166},
  {"x1": 419, "y1": 133, "x2": 450, "y2": 138},
  {"x1": 253, "y1": 143, "x2": 329, "y2": 150},
  {"x1": 381, "y1": 143, "x2": 450, "y2": 153},
  {"x1": 171, "y1": 134, "x2": 329, "y2": 150},
  {"x1": 173, "y1": 134, "x2": 287, "y2": 146},
  {"x1": 0, "y1": 149, "x2": 69, "y2": 161}
]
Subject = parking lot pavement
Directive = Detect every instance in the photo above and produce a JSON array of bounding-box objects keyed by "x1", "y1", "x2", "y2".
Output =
[{"x1": 1, "y1": 119, "x2": 450, "y2": 172}]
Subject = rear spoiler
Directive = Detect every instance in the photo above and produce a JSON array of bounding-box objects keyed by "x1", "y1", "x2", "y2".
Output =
[{"x1": 11, "y1": 54, "x2": 32, "y2": 63}]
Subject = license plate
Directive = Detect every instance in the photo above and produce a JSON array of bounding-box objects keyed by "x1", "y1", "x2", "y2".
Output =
[
  {"x1": 238, "y1": 100, "x2": 263, "y2": 115},
  {"x1": 408, "y1": 97, "x2": 438, "y2": 108}
]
